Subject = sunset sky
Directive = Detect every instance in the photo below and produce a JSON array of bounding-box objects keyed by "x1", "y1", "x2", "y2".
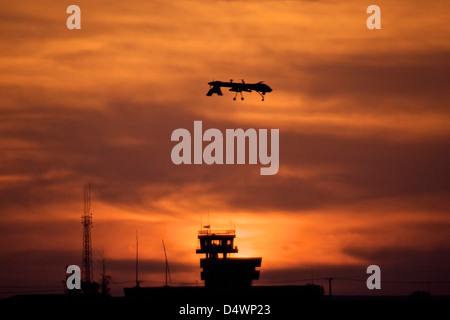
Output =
[{"x1": 1, "y1": 0, "x2": 449, "y2": 298}]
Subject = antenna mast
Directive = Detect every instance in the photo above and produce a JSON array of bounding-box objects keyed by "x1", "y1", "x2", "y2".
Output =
[
  {"x1": 136, "y1": 230, "x2": 140, "y2": 287},
  {"x1": 81, "y1": 183, "x2": 93, "y2": 283},
  {"x1": 162, "y1": 240, "x2": 172, "y2": 286}
]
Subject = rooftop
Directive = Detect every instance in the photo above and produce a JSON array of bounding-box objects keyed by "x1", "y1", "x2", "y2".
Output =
[{"x1": 198, "y1": 229, "x2": 235, "y2": 236}]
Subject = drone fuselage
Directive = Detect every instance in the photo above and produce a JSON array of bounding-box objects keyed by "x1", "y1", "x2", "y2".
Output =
[{"x1": 207, "y1": 80, "x2": 272, "y2": 100}]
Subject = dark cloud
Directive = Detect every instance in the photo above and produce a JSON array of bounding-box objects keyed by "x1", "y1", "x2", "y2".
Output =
[
  {"x1": 261, "y1": 242, "x2": 450, "y2": 295},
  {"x1": 0, "y1": 249, "x2": 79, "y2": 298},
  {"x1": 261, "y1": 262, "x2": 450, "y2": 296},
  {"x1": 1, "y1": 95, "x2": 450, "y2": 215},
  {"x1": 343, "y1": 246, "x2": 450, "y2": 271},
  {"x1": 0, "y1": 248, "x2": 198, "y2": 297},
  {"x1": 108, "y1": 258, "x2": 197, "y2": 275},
  {"x1": 300, "y1": 53, "x2": 449, "y2": 106},
  {"x1": 341, "y1": 246, "x2": 450, "y2": 294}
]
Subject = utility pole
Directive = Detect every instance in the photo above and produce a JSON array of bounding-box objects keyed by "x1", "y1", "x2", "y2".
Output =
[{"x1": 325, "y1": 277, "x2": 334, "y2": 297}]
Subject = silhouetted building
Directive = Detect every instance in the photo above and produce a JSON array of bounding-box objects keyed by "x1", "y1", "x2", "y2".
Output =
[
  {"x1": 123, "y1": 226, "x2": 322, "y2": 303},
  {"x1": 196, "y1": 228, "x2": 261, "y2": 287}
]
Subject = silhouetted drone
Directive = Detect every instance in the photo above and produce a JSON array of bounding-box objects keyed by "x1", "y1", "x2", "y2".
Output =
[{"x1": 207, "y1": 79, "x2": 272, "y2": 101}]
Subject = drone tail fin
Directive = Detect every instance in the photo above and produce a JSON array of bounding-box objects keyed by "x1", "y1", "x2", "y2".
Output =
[{"x1": 206, "y1": 85, "x2": 223, "y2": 96}]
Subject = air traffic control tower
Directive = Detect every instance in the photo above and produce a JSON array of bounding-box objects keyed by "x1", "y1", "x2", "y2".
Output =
[{"x1": 196, "y1": 228, "x2": 262, "y2": 287}]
